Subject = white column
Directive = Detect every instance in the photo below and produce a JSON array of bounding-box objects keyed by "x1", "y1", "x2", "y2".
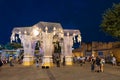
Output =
[
  {"x1": 41, "y1": 33, "x2": 54, "y2": 67},
  {"x1": 63, "y1": 36, "x2": 73, "y2": 65},
  {"x1": 20, "y1": 35, "x2": 34, "y2": 66}
]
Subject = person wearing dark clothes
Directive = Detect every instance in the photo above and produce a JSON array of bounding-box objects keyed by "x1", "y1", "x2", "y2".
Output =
[
  {"x1": 36, "y1": 59, "x2": 39, "y2": 68},
  {"x1": 63, "y1": 56, "x2": 65, "y2": 66},
  {"x1": 56, "y1": 57, "x2": 60, "y2": 67},
  {"x1": 95, "y1": 56, "x2": 101, "y2": 72},
  {"x1": 91, "y1": 58, "x2": 96, "y2": 72},
  {"x1": 0, "y1": 60, "x2": 3, "y2": 71}
]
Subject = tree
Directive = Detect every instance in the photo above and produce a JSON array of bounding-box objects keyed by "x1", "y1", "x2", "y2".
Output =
[
  {"x1": 100, "y1": 3, "x2": 120, "y2": 40},
  {"x1": 0, "y1": 44, "x2": 5, "y2": 50},
  {"x1": 5, "y1": 43, "x2": 13, "y2": 50},
  {"x1": 11, "y1": 42, "x2": 23, "y2": 49},
  {"x1": 5, "y1": 42, "x2": 23, "y2": 50}
]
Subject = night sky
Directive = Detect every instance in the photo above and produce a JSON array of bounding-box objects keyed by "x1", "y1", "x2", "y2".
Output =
[{"x1": 0, "y1": 0, "x2": 120, "y2": 44}]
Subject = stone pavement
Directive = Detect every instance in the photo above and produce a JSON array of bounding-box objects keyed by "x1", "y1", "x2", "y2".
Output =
[{"x1": 0, "y1": 62, "x2": 120, "y2": 80}]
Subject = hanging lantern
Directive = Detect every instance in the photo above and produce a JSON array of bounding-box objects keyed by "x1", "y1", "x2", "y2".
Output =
[
  {"x1": 74, "y1": 36, "x2": 76, "y2": 43},
  {"x1": 10, "y1": 39, "x2": 12, "y2": 43},
  {"x1": 53, "y1": 27, "x2": 56, "y2": 35},
  {"x1": 53, "y1": 27, "x2": 56, "y2": 31},
  {"x1": 60, "y1": 29, "x2": 63, "y2": 33},
  {"x1": 73, "y1": 33, "x2": 76, "y2": 43},
  {"x1": 10, "y1": 34, "x2": 14, "y2": 43},
  {"x1": 45, "y1": 26, "x2": 48, "y2": 34},
  {"x1": 11, "y1": 35, "x2": 15, "y2": 43},
  {"x1": 19, "y1": 31, "x2": 21, "y2": 34},
  {"x1": 18, "y1": 31, "x2": 21, "y2": 39},
  {"x1": 12, "y1": 33, "x2": 15, "y2": 41},
  {"x1": 77, "y1": 35, "x2": 81, "y2": 43},
  {"x1": 67, "y1": 32, "x2": 69, "y2": 36},
  {"x1": 33, "y1": 28, "x2": 39, "y2": 36},
  {"x1": 24, "y1": 30, "x2": 27, "y2": 34},
  {"x1": 10, "y1": 32, "x2": 15, "y2": 43},
  {"x1": 16, "y1": 36, "x2": 18, "y2": 42}
]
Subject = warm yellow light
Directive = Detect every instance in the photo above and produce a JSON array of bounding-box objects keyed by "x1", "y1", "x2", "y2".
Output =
[
  {"x1": 45, "y1": 26, "x2": 48, "y2": 31},
  {"x1": 53, "y1": 27, "x2": 56, "y2": 31},
  {"x1": 67, "y1": 32, "x2": 69, "y2": 36},
  {"x1": 73, "y1": 33, "x2": 75, "y2": 36},
  {"x1": 19, "y1": 31, "x2": 21, "y2": 34},
  {"x1": 24, "y1": 31, "x2": 27, "y2": 34},
  {"x1": 33, "y1": 29, "x2": 39, "y2": 36}
]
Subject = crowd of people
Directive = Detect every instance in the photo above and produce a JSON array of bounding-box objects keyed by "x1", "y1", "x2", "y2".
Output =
[
  {"x1": 90, "y1": 56, "x2": 105, "y2": 72},
  {"x1": 0, "y1": 52, "x2": 117, "y2": 72},
  {"x1": 73, "y1": 55, "x2": 117, "y2": 73},
  {"x1": 0, "y1": 53, "x2": 24, "y2": 68}
]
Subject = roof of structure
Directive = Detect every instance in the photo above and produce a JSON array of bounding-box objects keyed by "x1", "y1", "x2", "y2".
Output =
[{"x1": 12, "y1": 21, "x2": 80, "y2": 36}]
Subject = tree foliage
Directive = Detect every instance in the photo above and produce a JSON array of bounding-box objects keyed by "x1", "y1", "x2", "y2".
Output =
[
  {"x1": 5, "y1": 42, "x2": 23, "y2": 50},
  {"x1": 100, "y1": 3, "x2": 120, "y2": 40},
  {"x1": 0, "y1": 44, "x2": 5, "y2": 50}
]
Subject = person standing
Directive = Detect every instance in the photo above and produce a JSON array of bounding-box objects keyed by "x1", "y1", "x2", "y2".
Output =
[
  {"x1": 9, "y1": 55, "x2": 14, "y2": 67},
  {"x1": 91, "y1": 58, "x2": 96, "y2": 72},
  {"x1": 62, "y1": 56, "x2": 66, "y2": 66},
  {"x1": 36, "y1": 58, "x2": 40, "y2": 68},
  {"x1": 112, "y1": 56, "x2": 116, "y2": 66},
  {"x1": 0, "y1": 59, "x2": 3, "y2": 71},
  {"x1": 95, "y1": 56, "x2": 101, "y2": 72},
  {"x1": 56, "y1": 57, "x2": 60, "y2": 67},
  {"x1": 100, "y1": 58, "x2": 105, "y2": 72}
]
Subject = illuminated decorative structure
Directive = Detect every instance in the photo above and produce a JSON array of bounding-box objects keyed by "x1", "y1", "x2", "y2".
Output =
[{"x1": 11, "y1": 21, "x2": 81, "y2": 66}]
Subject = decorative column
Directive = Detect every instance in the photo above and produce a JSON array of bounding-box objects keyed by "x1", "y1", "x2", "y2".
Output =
[
  {"x1": 63, "y1": 33, "x2": 73, "y2": 65},
  {"x1": 20, "y1": 35, "x2": 35, "y2": 66},
  {"x1": 41, "y1": 28, "x2": 54, "y2": 67}
]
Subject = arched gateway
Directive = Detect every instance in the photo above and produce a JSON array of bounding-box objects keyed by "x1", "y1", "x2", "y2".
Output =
[{"x1": 10, "y1": 21, "x2": 81, "y2": 67}]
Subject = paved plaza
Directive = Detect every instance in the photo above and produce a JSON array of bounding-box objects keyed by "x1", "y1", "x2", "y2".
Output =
[{"x1": 0, "y1": 62, "x2": 120, "y2": 80}]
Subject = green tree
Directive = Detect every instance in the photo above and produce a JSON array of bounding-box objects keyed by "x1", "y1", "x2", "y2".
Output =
[
  {"x1": 5, "y1": 42, "x2": 23, "y2": 50},
  {"x1": 11, "y1": 42, "x2": 23, "y2": 49},
  {"x1": 5, "y1": 43, "x2": 13, "y2": 50},
  {"x1": 0, "y1": 44, "x2": 5, "y2": 50},
  {"x1": 100, "y1": 3, "x2": 120, "y2": 40}
]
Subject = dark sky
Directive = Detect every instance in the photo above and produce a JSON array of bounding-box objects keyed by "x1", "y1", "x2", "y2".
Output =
[{"x1": 0, "y1": 0, "x2": 120, "y2": 44}]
